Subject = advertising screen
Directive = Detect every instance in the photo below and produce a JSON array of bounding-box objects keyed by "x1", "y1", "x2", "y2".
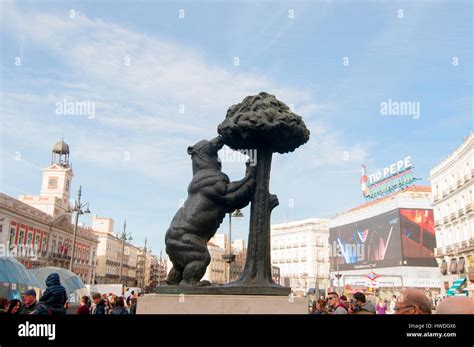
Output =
[
  {"x1": 330, "y1": 208, "x2": 437, "y2": 271},
  {"x1": 329, "y1": 209, "x2": 402, "y2": 271},
  {"x1": 399, "y1": 208, "x2": 437, "y2": 266}
]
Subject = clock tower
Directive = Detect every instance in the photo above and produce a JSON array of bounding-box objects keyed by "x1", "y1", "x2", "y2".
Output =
[
  {"x1": 39, "y1": 140, "x2": 74, "y2": 209},
  {"x1": 19, "y1": 140, "x2": 74, "y2": 217}
]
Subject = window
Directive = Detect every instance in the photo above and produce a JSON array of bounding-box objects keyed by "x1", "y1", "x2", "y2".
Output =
[
  {"x1": 18, "y1": 230, "x2": 25, "y2": 244},
  {"x1": 42, "y1": 237, "x2": 48, "y2": 253},
  {"x1": 9, "y1": 228, "x2": 16, "y2": 246},
  {"x1": 27, "y1": 233, "x2": 33, "y2": 246}
]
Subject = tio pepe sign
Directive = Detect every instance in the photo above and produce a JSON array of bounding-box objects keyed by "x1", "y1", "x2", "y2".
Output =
[{"x1": 360, "y1": 156, "x2": 417, "y2": 200}]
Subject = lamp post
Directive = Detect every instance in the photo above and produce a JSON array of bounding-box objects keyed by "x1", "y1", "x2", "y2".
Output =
[
  {"x1": 118, "y1": 220, "x2": 132, "y2": 285},
  {"x1": 222, "y1": 209, "x2": 244, "y2": 282},
  {"x1": 69, "y1": 185, "x2": 90, "y2": 272},
  {"x1": 335, "y1": 256, "x2": 342, "y2": 295}
]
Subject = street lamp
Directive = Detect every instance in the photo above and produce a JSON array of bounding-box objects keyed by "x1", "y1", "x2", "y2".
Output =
[
  {"x1": 333, "y1": 250, "x2": 342, "y2": 295},
  {"x1": 118, "y1": 220, "x2": 132, "y2": 285},
  {"x1": 69, "y1": 185, "x2": 90, "y2": 272},
  {"x1": 222, "y1": 209, "x2": 244, "y2": 282}
]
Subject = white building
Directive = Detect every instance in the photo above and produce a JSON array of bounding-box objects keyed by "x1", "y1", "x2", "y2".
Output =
[
  {"x1": 329, "y1": 186, "x2": 441, "y2": 298},
  {"x1": 429, "y1": 134, "x2": 474, "y2": 296},
  {"x1": 271, "y1": 218, "x2": 330, "y2": 296},
  {"x1": 93, "y1": 216, "x2": 139, "y2": 287}
]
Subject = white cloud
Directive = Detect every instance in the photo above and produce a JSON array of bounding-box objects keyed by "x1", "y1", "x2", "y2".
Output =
[{"x1": 1, "y1": 2, "x2": 368, "y2": 184}]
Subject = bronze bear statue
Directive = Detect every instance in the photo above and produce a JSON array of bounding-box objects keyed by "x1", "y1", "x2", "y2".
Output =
[{"x1": 165, "y1": 136, "x2": 256, "y2": 286}]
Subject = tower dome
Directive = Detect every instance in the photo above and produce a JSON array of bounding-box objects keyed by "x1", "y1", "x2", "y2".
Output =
[
  {"x1": 51, "y1": 139, "x2": 70, "y2": 167},
  {"x1": 52, "y1": 140, "x2": 70, "y2": 155}
]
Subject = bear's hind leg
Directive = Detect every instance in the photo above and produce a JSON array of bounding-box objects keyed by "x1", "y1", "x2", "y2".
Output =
[
  {"x1": 166, "y1": 266, "x2": 183, "y2": 285},
  {"x1": 180, "y1": 261, "x2": 208, "y2": 286}
]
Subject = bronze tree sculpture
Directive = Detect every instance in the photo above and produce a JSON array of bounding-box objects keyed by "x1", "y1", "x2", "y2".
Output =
[{"x1": 218, "y1": 92, "x2": 310, "y2": 291}]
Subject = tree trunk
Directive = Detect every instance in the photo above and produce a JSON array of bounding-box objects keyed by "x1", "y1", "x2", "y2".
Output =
[{"x1": 235, "y1": 148, "x2": 279, "y2": 286}]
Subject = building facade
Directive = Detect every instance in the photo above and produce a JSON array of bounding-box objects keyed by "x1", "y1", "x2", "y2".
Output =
[
  {"x1": 93, "y1": 215, "x2": 140, "y2": 287},
  {"x1": 329, "y1": 186, "x2": 441, "y2": 299},
  {"x1": 202, "y1": 234, "x2": 247, "y2": 284},
  {"x1": 271, "y1": 218, "x2": 330, "y2": 296},
  {"x1": 0, "y1": 140, "x2": 99, "y2": 284},
  {"x1": 429, "y1": 134, "x2": 474, "y2": 296}
]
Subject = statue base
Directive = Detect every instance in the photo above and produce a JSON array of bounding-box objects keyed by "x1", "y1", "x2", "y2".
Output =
[
  {"x1": 137, "y1": 293, "x2": 307, "y2": 314},
  {"x1": 154, "y1": 284, "x2": 291, "y2": 296}
]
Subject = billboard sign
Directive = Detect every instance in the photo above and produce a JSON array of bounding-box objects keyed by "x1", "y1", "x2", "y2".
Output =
[
  {"x1": 329, "y1": 209, "x2": 402, "y2": 271},
  {"x1": 330, "y1": 208, "x2": 437, "y2": 271},
  {"x1": 361, "y1": 156, "x2": 418, "y2": 200},
  {"x1": 399, "y1": 208, "x2": 437, "y2": 266}
]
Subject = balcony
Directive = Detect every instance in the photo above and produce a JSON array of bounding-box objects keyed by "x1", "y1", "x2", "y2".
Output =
[
  {"x1": 442, "y1": 190, "x2": 448, "y2": 198},
  {"x1": 457, "y1": 179, "x2": 463, "y2": 188},
  {"x1": 449, "y1": 185, "x2": 456, "y2": 193},
  {"x1": 450, "y1": 212, "x2": 457, "y2": 221},
  {"x1": 443, "y1": 216, "x2": 449, "y2": 224},
  {"x1": 434, "y1": 220, "x2": 441, "y2": 227},
  {"x1": 466, "y1": 203, "x2": 473, "y2": 214},
  {"x1": 458, "y1": 208, "x2": 465, "y2": 217}
]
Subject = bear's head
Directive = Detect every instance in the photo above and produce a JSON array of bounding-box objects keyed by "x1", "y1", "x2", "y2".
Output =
[{"x1": 187, "y1": 136, "x2": 224, "y2": 174}]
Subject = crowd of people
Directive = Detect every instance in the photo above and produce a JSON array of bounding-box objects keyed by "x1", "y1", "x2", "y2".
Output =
[
  {"x1": 310, "y1": 288, "x2": 474, "y2": 314},
  {"x1": 0, "y1": 272, "x2": 140, "y2": 315},
  {"x1": 2, "y1": 273, "x2": 473, "y2": 315}
]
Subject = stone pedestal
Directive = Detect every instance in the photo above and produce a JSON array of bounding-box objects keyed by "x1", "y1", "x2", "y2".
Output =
[{"x1": 137, "y1": 294, "x2": 308, "y2": 314}]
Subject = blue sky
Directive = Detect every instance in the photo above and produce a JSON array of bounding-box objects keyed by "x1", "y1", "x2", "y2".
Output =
[{"x1": 1, "y1": 0, "x2": 472, "y2": 254}]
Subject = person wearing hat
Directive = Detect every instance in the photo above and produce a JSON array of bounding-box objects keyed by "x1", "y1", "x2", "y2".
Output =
[{"x1": 19, "y1": 289, "x2": 38, "y2": 315}]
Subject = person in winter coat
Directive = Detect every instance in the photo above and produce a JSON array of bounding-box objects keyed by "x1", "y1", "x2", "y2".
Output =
[
  {"x1": 39, "y1": 273, "x2": 68, "y2": 315},
  {"x1": 91, "y1": 293, "x2": 106, "y2": 315},
  {"x1": 111, "y1": 297, "x2": 129, "y2": 315},
  {"x1": 77, "y1": 296, "x2": 90, "y2": 315},
  {"x1": 19, "y1": 289, "x2": 38, "y2": 314},
  {"x1": 129, "y1": 297, "x2": 137, "y2": 315}
]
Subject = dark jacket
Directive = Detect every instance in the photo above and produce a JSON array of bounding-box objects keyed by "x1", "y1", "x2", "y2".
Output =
[
  {"x1": 92, "y1": 300, "x2": 106, "y2": 315},
  {"x1": 111, "y1": 307, "x2": 129, "y2": 315},
  {"x1": 130, "y1": 303, "x2": 137, "y2": 315},
  {"x1": 39, "y1": 273, "x2": 67, "y2": 315},
  {"x1": 19, "y1": 301, "x2": 38, "y2": 315}
]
